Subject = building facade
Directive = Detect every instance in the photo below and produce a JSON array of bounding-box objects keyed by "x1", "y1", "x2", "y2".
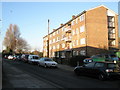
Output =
[{"x1": 43, "y1": 5, "x2": 119, "y2": 59}]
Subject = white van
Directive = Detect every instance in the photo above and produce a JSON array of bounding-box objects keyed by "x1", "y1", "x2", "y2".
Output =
[{"x1": 28, "y1": 55, "x2": 40, "y2": 64}]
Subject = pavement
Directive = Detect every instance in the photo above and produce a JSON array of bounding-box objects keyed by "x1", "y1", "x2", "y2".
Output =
[{"x1": 57, "y1": 64, "x2": 75, "y2": 71}]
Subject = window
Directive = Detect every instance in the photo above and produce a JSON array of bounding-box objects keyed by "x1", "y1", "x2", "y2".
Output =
[
  {"x1": 80, "y1": 38, "x2": 86, "y2": 45},
  {"x1": 76, "y1": 51, "x2": 79, "y2": 55},
  {"x1": 33, "y1": 56, "x2": 39, "y2": 59},
  {"x1": 80, "y1": 50, "x2": 86, "y2": 56},
  {"x1": 76, "y1": 40, "x2": 78, "y2": 45},
  {"x1": 80, "y1": 25, "x2": 85, "y2": 33},
  {"x1": 85, "y1": 62, "x2": 95, "y2": 68},
  {"x1": 70, "y1": 43, "x2": 72, "y2": 49},
  {"x1": 108, "y1": 16, "x2": 114, "y2": 22},
  {"x1": 62, "y1": 43, "x2": 65, "y2": 48},
  {"x1": 57, "y1": 44, "x2": 59, "y2": 49},
  {"x1": 57, "y1": 30, "x2": 59, "y2": 34},
  {"x1": 95, "y1": 63, "x2": 104, "y2": 68},
  {"x1": 72, "y1": 30, "x2": 75, "y2": 35},
  {"x1": 76, "y1": 28, "x2": 79, "y2": 34},
  {"x1": 76, "y1": 18, "x2": 78, "y2": 24},
  {"x1": 45, "y1": 58, "x2": 52, "y2": 61},
  {"x1": 80, "y1": 14, "x2": 84, "y2": 22},
  {"x1": 53, "y1": 32, "x2": 55, "y2": 36},
  {"x1": 108, "y1": 28, "x2": 115, "y2": 34},
  {"x1": 53, "y1": 46, "x2": 56, "y2": 49},
  {"x1": 73, "y1": 40, "x2": 76, "y2": 46},
  {"x1": 61, "y1": 52, "x2": 65, "y2": 58},
  {"x1": 52, "y1": 39, "x2": 55, "y2": 43},
  {"x1": 56, "y1": 52, "x2": 59, "y2": 57},
  {"x1": 72, "y1": 20, "x2": 74, "y2": 25},
  {"x1": 111, "y1": 40, "x2": 116, "y2": 46},
  {"x1": 62, "y1": 27, "x2": 65, "y2": 31},
  {"x1": 52, "y1": 52, "x2": 55, "y2": 57},
  {"x1": 73, "y1": 51, "x2": 76, "y2": 56}
]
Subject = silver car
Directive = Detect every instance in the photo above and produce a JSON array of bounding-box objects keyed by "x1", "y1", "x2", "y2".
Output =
[{"x1": 38, "y1": 58, "x2": 58, "y2": 68}]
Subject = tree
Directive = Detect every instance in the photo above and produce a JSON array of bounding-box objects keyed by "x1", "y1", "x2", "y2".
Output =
[
  {"x1": 31, "y1": 50, "x2": 43, "y2": 57},
  {"x1": 3, "y1": 24, "x2": 29, "y2": 54}
]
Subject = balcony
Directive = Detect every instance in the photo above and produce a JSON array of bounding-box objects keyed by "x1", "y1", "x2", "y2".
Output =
[
  {"x1": 108, "y1": 34, "x2": 115, "y2": 40},
  {"x1": 65, "y1": 26, "x2": 71, "y2": 33},
  {"x1": 108, "y1": 22, "x2": 115, "y2": 28},
  {"x1": 65, "y1": 37, "x2": 72, "y2": 42}
]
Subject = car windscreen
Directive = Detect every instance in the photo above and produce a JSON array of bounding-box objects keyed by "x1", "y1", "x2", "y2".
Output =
[
  {"x1": 45, "y1": 59, "x2": 53, "y2": 61},
  {"x1": 33, "y1": 56, "x2": 39, "y2": 59},
  {"x1": 25, "y1": 55, "x2": 29, "y2": 58},
  {"x1": 107, "y1": 63, "x2": 119, "y2": 68}
]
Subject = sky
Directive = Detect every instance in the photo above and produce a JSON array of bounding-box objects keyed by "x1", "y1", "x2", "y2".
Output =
[{"x1": 0, "y1": 1, "x2": 119, "y2": 52}]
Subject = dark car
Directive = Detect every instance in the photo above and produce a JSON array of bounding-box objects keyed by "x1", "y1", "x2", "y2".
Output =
[
  {"x1": 83, "y1": 58, "x2": 93, "y2": 64},
  {"x1": 22, "y1": 54, "x2": 30, "y2": 63},
  {"x1": 74, "y1": 61, "x2": 120, "y2": 80}
]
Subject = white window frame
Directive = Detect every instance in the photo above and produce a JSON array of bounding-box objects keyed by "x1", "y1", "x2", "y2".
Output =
[
  {"x1": 80, "y1": 14, "x2": 84, "y2": 22},
  {"x1": 76, "y1": 28, "x2": 79, "y2": 34},
  {"x1": 72, "y1": 20, "x2": 74, "y2": 25},
  {"x1": 80, "y1": 25, "x2": 85, "y2": 33},
  {"x1": 80, "y1": 38, "x2": 86, "y2": 45}
]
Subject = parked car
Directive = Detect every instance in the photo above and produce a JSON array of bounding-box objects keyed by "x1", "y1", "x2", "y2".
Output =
[
  {"x1": 22, "y1": 54, "x2": 30, "y2": 63},
  {"x1": 4, "y1": 55, "x2": 9, "y2": 59},
  {"x1": 105, "y1": 54, "x2": 119, "y2": 62},
  {"x1": 83, "y1": 58, "x2": 93, "y2": 64},
  {"x1": 38, "y1": 57, "x2": 58, "y2": 68},
  {"x1": 28, "y1": 55, "x2": 40, "y2": 64},
  {"x1": 16, "y1": 54, "x2": 22, "y2": 61},
  {"x1": 8, "y1": 55, "x2": 16, "y2": 60},
  {"x1": 90, "y1": 54, "x2": 106, "y2": 62},
  {"x1": 74, "y1": 61, "x2": 120, "y2": 80},
  {"x1": 84, "y1": 54, "x2": 119, "y2": 63}
]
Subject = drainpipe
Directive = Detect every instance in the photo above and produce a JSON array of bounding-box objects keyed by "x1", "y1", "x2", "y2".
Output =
[{"x1": 85, "y1": 11, "x2": 87, "y2": 56}]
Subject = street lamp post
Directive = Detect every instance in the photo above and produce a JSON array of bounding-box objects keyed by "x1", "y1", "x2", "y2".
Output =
[{"x1": 47, "y1": 19, "x2": 50, "y2": 58}]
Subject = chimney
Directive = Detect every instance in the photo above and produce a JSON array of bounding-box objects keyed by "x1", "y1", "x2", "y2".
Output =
[
  {"x1": 60, "y1": 23, "x2": 63, "y2": 26},
  {"x1": 53, "y1": 29, "x2": 56, "y2": 31},
  {"x1": 72, "y1": 15, "x2": 75, "y2": 19}
]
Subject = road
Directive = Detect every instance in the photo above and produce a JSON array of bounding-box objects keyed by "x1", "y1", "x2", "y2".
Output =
[
  {"x1": 0, "y1": 53, "x2": 2, "y2": 90},
  {"x1": 2, "y1": 59, "x2": 120, "y2": 89}
]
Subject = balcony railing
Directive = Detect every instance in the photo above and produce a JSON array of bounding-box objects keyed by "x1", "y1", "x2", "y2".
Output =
[
  {"x1": 108, "y1": 34, "x2": 115, "y2": 40},
  {"x1": 65, "y1": 37, "x2": 72, "y2": 42},
  {"x1": 108, "y1": 22, "x2": 115, "y2": 28},
  {"x1": 65, "y1": 26, "x2": 71, "y2": 33}
]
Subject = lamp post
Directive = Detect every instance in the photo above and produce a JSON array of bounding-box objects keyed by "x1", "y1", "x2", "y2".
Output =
[
  {"x1": 47, "y1": 19, "x2": 50, "y2": 58},
  {"x1": 0, "y1": 19, "x2": 2, "y2": 53}
]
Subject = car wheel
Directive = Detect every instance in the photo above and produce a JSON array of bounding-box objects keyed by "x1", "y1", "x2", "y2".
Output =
[
  {"x1": 44, "y1": 63, "x2": 47, "y2": 68},
  {"x1": 38, "y1": 63, "x2": 40, "y2": 67},
  {"x1": 74, "y1": 70, "x2": 80, "y2": 76},
  {"x1": 98, "y1": 74, "x2": 106, "y2": 81}
]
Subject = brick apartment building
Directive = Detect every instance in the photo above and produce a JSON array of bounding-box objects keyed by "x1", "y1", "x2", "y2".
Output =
[{"x1": 43, "y1": 5, "x2": 119, "y2": 60}]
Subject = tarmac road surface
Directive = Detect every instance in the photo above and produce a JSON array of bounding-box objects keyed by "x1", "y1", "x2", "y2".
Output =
[{"x1": 2, "y1": 59, "x2": 120, "y2": 89}]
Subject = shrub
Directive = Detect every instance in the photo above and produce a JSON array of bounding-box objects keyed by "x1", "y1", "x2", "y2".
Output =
[{"x1": 69, "y1": 55, "x2": 89, "y2": 67}]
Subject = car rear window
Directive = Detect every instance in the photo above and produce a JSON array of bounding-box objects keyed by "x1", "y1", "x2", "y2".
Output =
[
  {"x1": 33, "y1": 56, "x2": 39, "y2": 59},
  {"x1": 45, "y1": 59, "x2": 52, "y2": 61},
  {"x1": 107, "y1": 63, "x2": 119, "y2": 68}
]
